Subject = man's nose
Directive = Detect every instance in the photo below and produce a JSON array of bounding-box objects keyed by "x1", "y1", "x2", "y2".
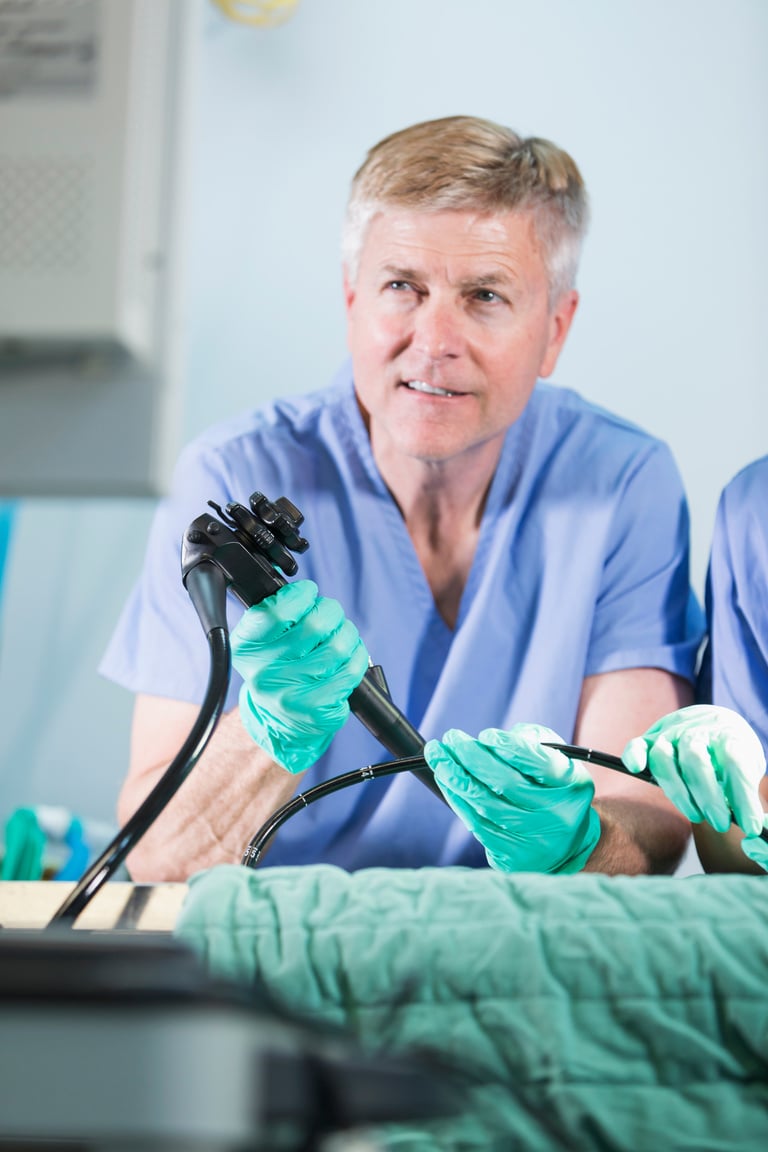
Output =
[{"x1": 411, "y1": 297, "x2": 463, "y2": 359}]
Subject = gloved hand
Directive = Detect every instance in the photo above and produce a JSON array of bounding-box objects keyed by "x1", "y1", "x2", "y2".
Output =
[
  {"x1": 423, "y1": 724, "x2": 601, "y2": 874},
  {"x1": 231, "y1": 579, "x2": 370, "y2": 774},
  {"x1": 622, "y1": 705, "x2": 767, "y2": 836}
]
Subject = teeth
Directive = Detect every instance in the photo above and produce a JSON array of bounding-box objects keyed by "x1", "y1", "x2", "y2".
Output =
[{"x1": 406, "y1": 380, "x2": 456, "y2": 397}]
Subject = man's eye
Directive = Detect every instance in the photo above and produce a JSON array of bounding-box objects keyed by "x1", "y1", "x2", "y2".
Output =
[
  {"x1": 474, "y1": 289, "x2": 501, "y2": 304},
  {"x1": 387, "y1": 280, "x2": 411, "y2": 292}
]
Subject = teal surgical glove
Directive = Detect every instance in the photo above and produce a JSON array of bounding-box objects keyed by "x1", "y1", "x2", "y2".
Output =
[
  {"x1": 741, "y1": 833, "x2": 768, "y2": 872},
  {"x1": 622, "y1": 705, "x2": 767, "y2": 836},
  {"x1": 231, "y1": 579, "x2": 370, "y2": 775},
  {"x1": 424, "y1": 724, "x2": 601, "y2": 874}
]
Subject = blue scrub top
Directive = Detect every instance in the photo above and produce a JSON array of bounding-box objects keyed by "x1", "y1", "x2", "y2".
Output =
[
  {"x1": 101, "y1": 364, "x2": 703, "y2": 869},
  {"x1": 698, "y1": 455, "x2": 768, "y2": 760}
]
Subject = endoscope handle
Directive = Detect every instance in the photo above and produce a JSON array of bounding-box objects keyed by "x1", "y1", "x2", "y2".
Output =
[
  {"x1": 349, "y1": 673, "x2": 444, "y2": 801},
  {"x1": 181, "y1": 502, "x2": 445, "y2": 803}
]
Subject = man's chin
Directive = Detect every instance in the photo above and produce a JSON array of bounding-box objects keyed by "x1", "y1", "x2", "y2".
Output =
[{"x1": 386, "y1": 432, "x2": 484, "y2": 467}]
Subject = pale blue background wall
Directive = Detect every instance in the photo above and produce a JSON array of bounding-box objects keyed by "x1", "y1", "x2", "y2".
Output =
[{"x1": 1, "y1": 0, "x2": 766, "y2": 840}]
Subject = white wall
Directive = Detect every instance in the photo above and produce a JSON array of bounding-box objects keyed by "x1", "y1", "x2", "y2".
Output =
[
  {"x1": 184, "y1": 0, "x2": 768, "y2": 592},
  {"x1": 1, "y1": 0, "x2": 766, "y2": 830}
]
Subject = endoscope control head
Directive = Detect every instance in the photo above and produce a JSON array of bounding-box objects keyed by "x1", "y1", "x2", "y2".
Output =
[
  {"x1": 214, "y1": 492, "x2": 309, "y2": 575},
  {"x1": 181, "y1": 491, "x2": 310, "y2": 616}
]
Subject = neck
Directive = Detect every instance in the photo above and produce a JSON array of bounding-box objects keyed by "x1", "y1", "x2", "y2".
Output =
[
  {"x1": 373, "y1": 435, "x2": 502, "y2": 529},
  {"x1": 372, "y1": 439, "x2": 503, "y2": 629}
]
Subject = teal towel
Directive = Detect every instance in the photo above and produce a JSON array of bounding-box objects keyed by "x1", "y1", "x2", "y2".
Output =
[{"x1": 176, "y1": 864, "x2": 768, "y2": 1151}]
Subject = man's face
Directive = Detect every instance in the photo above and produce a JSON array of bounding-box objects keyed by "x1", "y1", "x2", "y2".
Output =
[{"x1": 344, "y1": 208, "x2": 578, "y2": 467}]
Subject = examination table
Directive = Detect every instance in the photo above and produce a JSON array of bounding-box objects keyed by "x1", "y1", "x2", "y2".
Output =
[{"x1": 174, "y1": 863, "x2": 768, "y2": 1151}]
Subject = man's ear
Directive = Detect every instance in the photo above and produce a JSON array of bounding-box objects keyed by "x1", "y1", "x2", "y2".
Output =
[
  {"x1": 539, "y1": 289, "x2": 579, "y2": 379},
  {"x1": 342, "y1": 266, "x2": 356, "y2": 314}
]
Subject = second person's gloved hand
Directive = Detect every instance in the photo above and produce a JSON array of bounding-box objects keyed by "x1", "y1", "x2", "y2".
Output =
[
  {"x1": 622, "y1": 705, "x2": 767, "y2": 837},
  {"x1": 424, "y1": 724, "x2": 601, "y2": 874},
  {"x1": 231, "y1": 579, "x2": 370, "y2": 775}
]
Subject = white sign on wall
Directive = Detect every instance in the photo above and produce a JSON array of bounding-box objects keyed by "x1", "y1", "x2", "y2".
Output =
[{"x1": 0, "y1": 0, "x2": 99, "y2": 99}]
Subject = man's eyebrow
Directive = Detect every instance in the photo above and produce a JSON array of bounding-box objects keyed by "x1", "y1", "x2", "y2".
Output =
[
  {"x1": 460, "y1": 272, "x2": 516, "y2": 290},
  {"x1": 378, "y1": 267, "x2": 517, "y2": 288},
  {"x1": 380, "y1": 264, "x2": 420, "y2": 280}
]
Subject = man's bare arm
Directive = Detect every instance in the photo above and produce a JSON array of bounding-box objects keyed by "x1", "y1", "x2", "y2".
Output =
[
  {"x1": 574, "y1": 667, "x2": 694, "y2": 875},
  {"x1": 117, "y1": 694, "x2": 301, "y2": 882},
  {"x1": 117, "y1": 581, "x2": 371, "y2": 881}
]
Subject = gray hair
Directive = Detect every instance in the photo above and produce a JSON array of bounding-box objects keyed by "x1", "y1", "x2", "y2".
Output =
[{"x1": 342, "y1": 115, "x2": 589, "y2": 306}]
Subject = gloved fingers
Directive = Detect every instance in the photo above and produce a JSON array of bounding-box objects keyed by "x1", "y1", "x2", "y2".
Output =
[
  {"x1": 271, "y1": 639, "x2": 371, "y2": 714},
  {"x1": 626, "y1": 707, "x2": 766, "y2": 835},
  {"x1": 299, "y1": 624, "x2": 370, "y2": 689},
  {"x1": 426, "y1": 730, "x2": 585, "y2": 813},
  {"x1": 621, "y1": 736, "x2": 649, "y2": 775},
  {"x1": 674, "y1": 726, "x2": 735, "y2": 831},
  {"x1": 425, "y1": 731, "x2": 601, "y2": 875},
  {"x1": 621, "y1": 709, "x2": 708, "y2": 775},
  {"x1": 478, "y1": 724, "x2": 588, "y2": 788},
  {"x1": 430, "y1": 769, "x2": 510, "y2": 853},
  {"x1": 232, "y1": 590, "x2": 356, "y2": 668},
  {"x1": 238, "y1": 681, "x2": 351, "y2": 774},
  {"x1": 709, "y1": 731, "x2": 766, "y2": 836},
  {"x1": 254, "y1": 616, "x2": 367, "y2": 681},
  {"x1": 640, "y1": 733, "x2": 714, "y2": 826},
  {"x1": 425, "y1": 733, "x2": 517, "y2": 816},
  {"x1": 425, "y1": 739, "x2": 538, "y2": 865},
  {"x1": 740, "y1": 831, "x2": 768, "y2": 872},
  {"x1": 231, "y1": 580, "x2": 319, "y2": 650},
  {"x1": 625, "y1": 706, "x2": 727, "y2": 761}
]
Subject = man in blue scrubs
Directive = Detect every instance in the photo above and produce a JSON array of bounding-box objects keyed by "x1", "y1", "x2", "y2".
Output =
[{"x1": 101, "y1": 116, "x2": 702, "y2": 880}]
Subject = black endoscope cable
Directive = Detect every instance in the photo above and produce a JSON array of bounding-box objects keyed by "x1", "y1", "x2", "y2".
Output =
[
  {"x1": 241, "y1": 747, "x2": 630, "y2": 868},
  {"x1": 242, "y1": 740, "x2": 768, "y2": 867},
  {"x1": 242, "y1": 754, "x2": 427, "y2": 867},
  {"x1": 48, "y1": 564, "x2": 232, "y2": 927}
]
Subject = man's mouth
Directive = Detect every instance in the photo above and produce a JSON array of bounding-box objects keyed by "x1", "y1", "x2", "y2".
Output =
[{"x1": 403, "y1": 379, "x2": 460, "y2": 398}]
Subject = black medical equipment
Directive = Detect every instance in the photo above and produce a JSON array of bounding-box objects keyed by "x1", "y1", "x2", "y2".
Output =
[
  {"x1": 543, "y1": 743, "x2": 655, "y2": 782},
  {"x1": 0, "y1": 930, "x2": 456, "y2": 1149},
  {"x1": 48, "y1": 491, "x2": 444, "y2": 926},
  {"x1": 242, "y1": 753, "x2": 428, "y2": 867}
]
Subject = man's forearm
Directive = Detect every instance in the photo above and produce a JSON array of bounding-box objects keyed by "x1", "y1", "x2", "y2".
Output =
[
  {"x1": 583, "y1": 796, "x2": 691, "y2": 876},
  {"x1": 118, "y1": 708, "x2": 301, "y2": 882}
]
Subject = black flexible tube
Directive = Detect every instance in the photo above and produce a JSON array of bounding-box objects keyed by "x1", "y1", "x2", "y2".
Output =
[
  {"x1": 543, "y1": 742, "x2": 768, "y2": 844},
  {"x1": 242, "y1": 755, "x2": 427, "y2": 868},
  {"x1": 48, "y1": 627, "x2": 232, "y2": 927},
  {"x1": 244, "y1": 739, "x2": 768, "y2": 866}
]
